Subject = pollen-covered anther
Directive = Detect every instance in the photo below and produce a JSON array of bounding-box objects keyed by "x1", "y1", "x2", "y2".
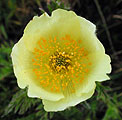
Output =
[{"x1": 49, "y1": 51, "x2": 73, "y2": 73}]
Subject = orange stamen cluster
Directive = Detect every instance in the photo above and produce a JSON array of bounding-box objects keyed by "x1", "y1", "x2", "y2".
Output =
[
  {"x1": 32, "y1": 35, "x2": 92, "y2": 94},
  {"x1": 49, "y1": 50, "x2": 73, "y2": 73}
]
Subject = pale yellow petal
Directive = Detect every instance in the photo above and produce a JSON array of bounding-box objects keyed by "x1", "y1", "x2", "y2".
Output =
[
  {"x1": 27, "y1": 81, "x2": 64, "y2": 101},
  {"x1": 89, "y1": 52, "x2": 111, "y2": 81},
  {"x1": 51, "y1": 9, "x2": 105, "y2": 53},
  {"x1": 22, "y1": 9, "x2": 78, "y2": 52},
  {"x1": 78, "y1": 16, "x2": 105, "y2": 53},
  {"x1": 11, "y1": 38, "x2": 64, "y2": 101},
  {"x1": 23, "y1": 13, "x2": 51, "y2": 51},
  {"x1": 11, "y1": 39, "x2": 31, "y2": 88},
  {"x1": 76, "y1": 52, "x2": 111, "y2": 96},
  {"x1": 42, "y1": 84, "x2": 95, "y2": 112},
  {"x1": 52, "y1": 8, "x2": 77, "y2": 19}
]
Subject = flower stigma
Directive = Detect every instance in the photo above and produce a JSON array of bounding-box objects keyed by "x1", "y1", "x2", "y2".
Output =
[{"x1": 49, "y1": 50, "x2": 73, "y2": 73}]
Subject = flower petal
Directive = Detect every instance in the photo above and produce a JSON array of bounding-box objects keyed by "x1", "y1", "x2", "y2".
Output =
[
  {"x1": 76, "y1": 51, "x2": 111, "y2": 96},
  {"x1": 42, "y1": 84, "x2": 95, "y2": 112},
  {"x1": 22, "y1": 9, "x2": 79, "y2": 52},
  {"x1": 52, "y1": 8, "x2": 77, "y2": 19},
  {"x1": 51, "y1": 9, "x2": 105, "y2": 53},
  {"x1": 11, "y1": 38, "x2": 64, "y2": 101},
  {"x1": 88, "y1": 52, "x2": 111, "y2": 81},
  {"x1": 11, "y1": 39, "x2": 30, "y2": 89},
  {"x1": 78, "y1": 16, "x2": 105, "y2": 53},
  {"x1": 23, "y1": 13, "x2": 51, "y2": 51}
]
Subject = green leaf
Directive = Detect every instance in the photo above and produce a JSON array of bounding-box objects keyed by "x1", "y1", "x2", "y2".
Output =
[
  {"x1": 0, "y1": 25, "x2": 8, "y2": 39},
  {"x1": 3, "y1": 89, "x2": 41, "y2": 116},
  {"x1": 0, "y1": 42, "x2": 13, "y2": 80},
  {"x1": 103, "y1": 104, "x2": 121, "y2": 120},
  {"x1": 47, "y1": 0, "x2": 70, "y2": 13},
  {"x1": 16, "y1": 113, "x2": 36, "y2": 120}
]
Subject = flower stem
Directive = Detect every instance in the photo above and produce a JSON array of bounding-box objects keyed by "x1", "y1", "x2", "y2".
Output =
[{"x1": 94, "y1": 0, "x2": 119, "y2": 60}]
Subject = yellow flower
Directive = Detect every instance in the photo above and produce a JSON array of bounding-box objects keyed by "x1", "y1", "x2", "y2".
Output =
[{"x1": 11, "y1": 9, "x2": 111, "y2": 111}]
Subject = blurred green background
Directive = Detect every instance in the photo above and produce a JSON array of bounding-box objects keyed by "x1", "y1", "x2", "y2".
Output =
[{"x1": 0, "y1": 0, "x2": 122, "y2": 120}]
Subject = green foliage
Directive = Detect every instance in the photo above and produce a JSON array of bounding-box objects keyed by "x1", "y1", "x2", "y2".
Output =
[
  {"x1": 96, "y1": 83, "x2": 122, "y2": 120},
  {"x1": 0, "y1": 42, "x2": 13, "y2": 80},
  {"x1": 2, "y1": 88, "x2": 51, "y2": 120},
  {"x1": 0, "y1": 25, "x2": 8, "y2": 39},
  {"x1": 3, "y1": 89, "x2": 39, "y2": 116},
  {"x1": 47, "y1": 0, "x2": 70, "y2": 13},
  {"x1": 103, "y1": 103, "x2": 120, "y2": 120},
  {"x1": 0, "y1": 0, "x2": 16, "y2": 40}
]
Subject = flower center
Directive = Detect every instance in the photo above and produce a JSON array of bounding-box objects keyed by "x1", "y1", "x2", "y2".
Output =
[
  {"x1": 32, "y1": 35, "x2": 91, "y2": 93},
  {"x1": 49, "y1": 50, "x2": 73, "y2": 73}
]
